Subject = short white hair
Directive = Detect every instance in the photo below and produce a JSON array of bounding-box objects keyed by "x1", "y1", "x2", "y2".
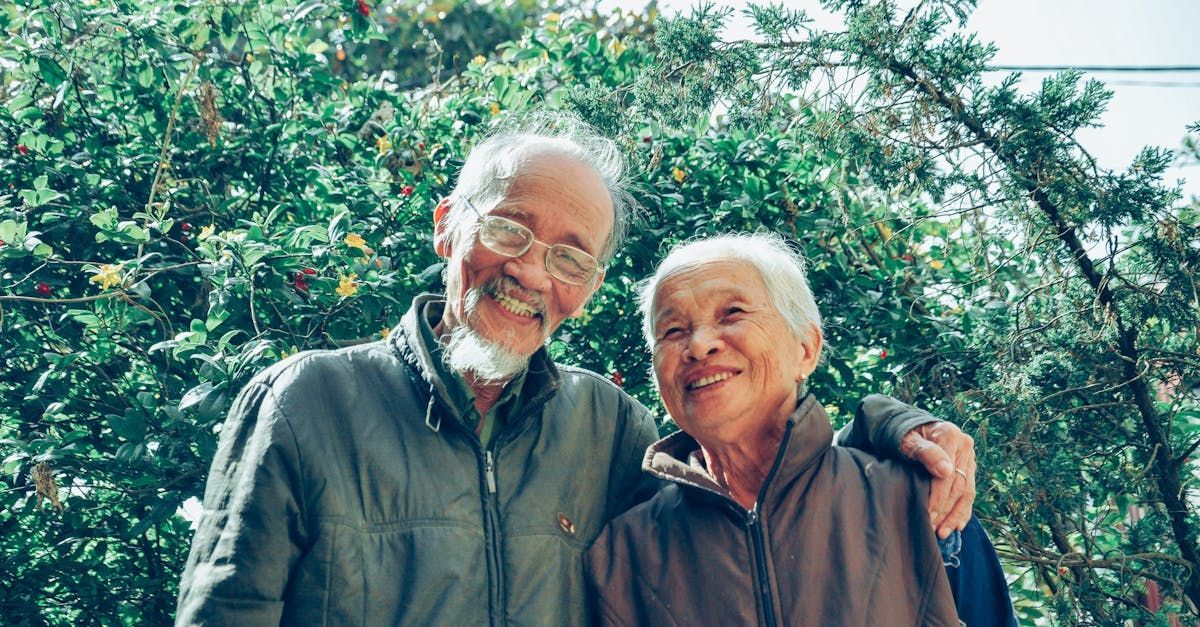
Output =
[
  {"x1": 638, "y1": 233, "x2": 823, "y2": 354},
  {"x1": 445, "y1": 111, "x2": 632, "y2": 264}
]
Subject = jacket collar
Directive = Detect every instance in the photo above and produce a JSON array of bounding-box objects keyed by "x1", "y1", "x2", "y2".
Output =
[
  {"x1": 642, "y1": 394, "x2": 834, "y2": 510},
  {"x1": 390, "y1": 294, "x2": 562, "y2": 431}
]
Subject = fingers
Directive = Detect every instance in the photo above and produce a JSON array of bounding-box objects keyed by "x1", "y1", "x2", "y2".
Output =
[
  {"x1": 900, "y1": 431, "x2": 953, "y2": 478},
  {"x1": 901, "y1": 421, "x2": 978, "y2": 537},
  {"x1": 937, "y1": 456, "x2": 977, "y2": 538}
]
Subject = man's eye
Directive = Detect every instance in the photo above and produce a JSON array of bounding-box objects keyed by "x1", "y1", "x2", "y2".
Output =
[{"x1": 660, "y1": 327, "x2": 683, "y2": 340}]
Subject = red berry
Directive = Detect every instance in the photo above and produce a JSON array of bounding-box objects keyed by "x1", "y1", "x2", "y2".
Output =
[
  {"x1": 302, "y1": 267, "x2": 317, "y2": 275},
  {"x1": 36, "y1": 282, "x2": 51, "y2": 295},
  {"x1": 417, "y1": 142, "x2": 426, "y2": 151},
  {"x1": 400, "y1": 185, "x2": 414, "y2": 197},
  {"x1": 610, "y1": 371, "x2": 624, "y2": 387},
  {"x1": 642, "y1": 136, "x2": 652, "y2": 143},
  {"x1": 356, "y1": 0, "x2": 370, "y2": 16},
  {"x1": 16, "y1": 145, "x2": 29, "y2": 155},
  {"x1": 181, "y1": 222, "x2": 192, "y2": 232},
  {"x1": 880, "y1": 349, "x2": 888, "y2": 359},
  {"x1": 901, "y1": 254, "x2": 913, "y2": 262},
  {"x1": 294, "y1": 274, "x2": 309, "y2": 292}
]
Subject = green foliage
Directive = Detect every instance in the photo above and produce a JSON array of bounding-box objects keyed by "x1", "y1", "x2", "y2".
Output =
[
  {"x1": 619, "y1": 0, "x2": 1200, "y2": 622},
  {"x1": 0, "y1": 0, "x2": 630, "y2": 623},
  {"x1": 3, "y1": 0, "x2": 1198, "y2": 624}
]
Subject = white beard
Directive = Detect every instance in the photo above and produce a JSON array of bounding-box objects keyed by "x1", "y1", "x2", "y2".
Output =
[{"x1": 443, "y1": 287, "x2": 531, "y2": 383}]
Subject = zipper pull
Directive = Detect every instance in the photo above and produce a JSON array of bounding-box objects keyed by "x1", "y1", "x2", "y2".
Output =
[
  {"x1": 485, "y1": 450, "x2": 497, "y2": 494},
  {"x1": 746, "y1": 504, "x2": 758, "y2": 526}
]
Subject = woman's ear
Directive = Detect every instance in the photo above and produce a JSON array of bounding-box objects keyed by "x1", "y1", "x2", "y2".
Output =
[
  {"x1": 433, "y1": 198, "x2": 453, "y2": 258},
  {"x1": 797, "y1": 325, "x2": 823, "y2": 381}
]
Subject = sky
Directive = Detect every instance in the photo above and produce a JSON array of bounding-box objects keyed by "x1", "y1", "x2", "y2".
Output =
[{"x1": 600, "y1": 0, "x2": 1200, "y2": 200}]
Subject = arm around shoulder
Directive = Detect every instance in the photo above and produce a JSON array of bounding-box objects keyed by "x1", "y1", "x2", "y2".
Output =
[{"x1": 835, "y1": 394, "x2": 939, "y2": 458}]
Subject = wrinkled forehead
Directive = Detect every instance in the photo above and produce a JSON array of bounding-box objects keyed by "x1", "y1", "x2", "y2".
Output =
[
  {"x1": 651, "y1": 259, "x2": 767, "y2": 316},
  {"x1": 500, "y1": 153, "x2": 614, "y2": 254}
]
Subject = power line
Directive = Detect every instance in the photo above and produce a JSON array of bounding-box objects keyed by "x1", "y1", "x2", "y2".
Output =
[
  {"x1": 1104, "y1": 80, "x2": 1200, "y2": 88},
  {"x1": 987, "y1": 65, "x2": 1200, "y2": 73}
]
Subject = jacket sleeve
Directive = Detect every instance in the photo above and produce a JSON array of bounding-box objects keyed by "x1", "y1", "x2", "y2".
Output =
[
  {"x1": 175, "y1": 377, "x2": 310, "y2": 625},
  {"x1": 833, "y1": 393, "x2": 939, "y2": 459},
  {"x1": 604, "y1": 398, "x2": 662, "y2": 520},
  {"x1": 944, "y1": 516, "x2": 1018, "y2": 627}
]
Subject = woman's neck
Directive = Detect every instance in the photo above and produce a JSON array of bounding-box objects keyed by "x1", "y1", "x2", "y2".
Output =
[{"x1": 699, "y1": 422, "x2": 787, "y2": 510}]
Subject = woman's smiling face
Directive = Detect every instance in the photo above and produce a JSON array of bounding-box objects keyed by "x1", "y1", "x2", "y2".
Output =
[{"x1": 650, "y1": 259, "x2": 820, "y2": 445}]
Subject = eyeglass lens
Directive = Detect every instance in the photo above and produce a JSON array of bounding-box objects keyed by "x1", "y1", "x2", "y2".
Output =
[{"x1": 478, "y1": 216, "x2": 597, "y2": 285}]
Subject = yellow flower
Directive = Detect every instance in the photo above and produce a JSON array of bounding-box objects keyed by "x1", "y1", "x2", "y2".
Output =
[
  {"x1": 489, "y1": 102, "x2": 501, "y2": 116},
  {"x1": 344, "y1": 233, "x2": 368, "y2": 250},
  {"x1": 198, "y1": 224, "x2": 215, "y2": 240},
  {"x1": 336, "y1": 273, "x2": 359, "y2": 298},
  {"x1": 376, "y1": 135, "x2": 392, "y2": 155},
  {"x1": 930, "y1": 259, "x2": 945, "y2": 270},
  {"x1": 672, "y1": 167, "x2": 686, "y2": 184},
  {"x1": 245, "y1": 52, "x2": 255, "y2": 64},
  {"x1": 545, "y1": 11, "x2": 561, "y2": 22},
  {"x1": 472, "y1": 55, "x2": 486, "y2": 66},
  {"x1": 609, "y1": 38, "x2": 627, "y2": 57},
  {"x1": 380, "y1": 326, "x2": 391, "y2": 339},
  {"x1": 89, "y1": 263, "x2": 123, "y2": 290}
]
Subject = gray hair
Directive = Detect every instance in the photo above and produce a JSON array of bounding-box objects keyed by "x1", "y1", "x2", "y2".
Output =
[
  {"x1": 445, "y1": 111, "x2": 632, "y2": 264},
  {"x1": 638, "y1": 233, "x2": 823, "y2": 354}
]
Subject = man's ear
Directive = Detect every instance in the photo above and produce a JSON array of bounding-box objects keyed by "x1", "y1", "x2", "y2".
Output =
[
  {"x1": 568, "y1": 270, "x2": 605, "y2": 318},
  {"x1": 433, "y1": 198, "x2": 452, "y2": 258}
]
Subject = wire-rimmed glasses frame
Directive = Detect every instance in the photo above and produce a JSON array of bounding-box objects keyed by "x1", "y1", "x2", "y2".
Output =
[{"x1": 458, "y1": 196, "x2": 603, "y2": 286}]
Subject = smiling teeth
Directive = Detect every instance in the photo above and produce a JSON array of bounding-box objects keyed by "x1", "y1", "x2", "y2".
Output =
[
  {"x1": 495, "y1": 293, "x2": 537, "y2": 317},
  {"x1": 689, "y1": 373, "x2": 732, "y2": 390}
]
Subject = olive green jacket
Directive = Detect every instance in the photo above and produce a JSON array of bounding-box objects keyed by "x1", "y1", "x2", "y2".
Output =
[
  {"x1": 175, "y1": 295, "x2": 661, "y2": 625},
  {"x1": 176, "y1": 295, "x2": 935, "y2": 626}
]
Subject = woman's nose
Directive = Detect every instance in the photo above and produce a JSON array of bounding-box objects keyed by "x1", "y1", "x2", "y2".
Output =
[{"x1": 685, "y1": 325, "x2": 722, "y2": 360}]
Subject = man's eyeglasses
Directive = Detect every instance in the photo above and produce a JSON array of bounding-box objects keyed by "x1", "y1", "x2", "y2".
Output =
[{"x1": 460, "y1": 197, "x2": 602, "y2": 286}]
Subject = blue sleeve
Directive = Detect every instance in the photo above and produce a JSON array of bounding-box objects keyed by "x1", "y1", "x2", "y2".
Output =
[{"x1": 942, "y1": 515, "x2": 1017, "y2": 627}]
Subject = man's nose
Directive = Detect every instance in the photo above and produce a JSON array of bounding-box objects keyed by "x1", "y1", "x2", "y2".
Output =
[
  {"x1": 504, "y1": 244, "x2": 553, "y2": 293},
  {"x1": 685, "y1": 325, "x2": 722, "y2": 360}
]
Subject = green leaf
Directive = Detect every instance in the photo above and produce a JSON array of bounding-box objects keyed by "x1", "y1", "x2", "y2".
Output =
[
  {"x1": 179, "y1": 381, "x2": 214, "y2": 411},
  {"x1": 0, "y1": 219, "x2": 25, "y2": 243},
  {"x1": 37, "y1": 57, "x2": 67, "y2": 88}
]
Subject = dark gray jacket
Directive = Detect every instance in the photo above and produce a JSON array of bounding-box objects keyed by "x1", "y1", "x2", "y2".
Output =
[
  {"x1": 176, "y1": 295, "x2": 933, "y2": 625},
  {"x1": 585, "y1": 394, "x2": 960, "y2": 626},
  {"x1": 176, "y1": 295, "x2": 660, "y2": 625}
]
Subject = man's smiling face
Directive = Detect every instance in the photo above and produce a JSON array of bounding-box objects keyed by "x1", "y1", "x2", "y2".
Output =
[{"x1": 435, "y1": 152, "x2": 612, "y2": 365}]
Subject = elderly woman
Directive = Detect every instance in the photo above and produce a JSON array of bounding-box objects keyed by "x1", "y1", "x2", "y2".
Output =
[{"x1": 585, "y1": 234, "x2": 1012, "y2": 625}]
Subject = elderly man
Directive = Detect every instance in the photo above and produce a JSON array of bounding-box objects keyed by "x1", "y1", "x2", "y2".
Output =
[{"x1": 175, "y1": 115, "x2": 975, "y2": 625}]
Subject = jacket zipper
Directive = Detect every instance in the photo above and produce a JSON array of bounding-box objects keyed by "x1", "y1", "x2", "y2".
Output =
[
  {"x1": 481, "y1": 448, "x2": 504, "y2": 626},
  {"x1": 476, "y1": 397, "x2": 549, "y2": 626},
  {"x1": 746, "y1": 505, "x2": 778, "y2": 627},
  {"x1": 485, "y1": 450, "x2": 497, "y2": 494}
]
